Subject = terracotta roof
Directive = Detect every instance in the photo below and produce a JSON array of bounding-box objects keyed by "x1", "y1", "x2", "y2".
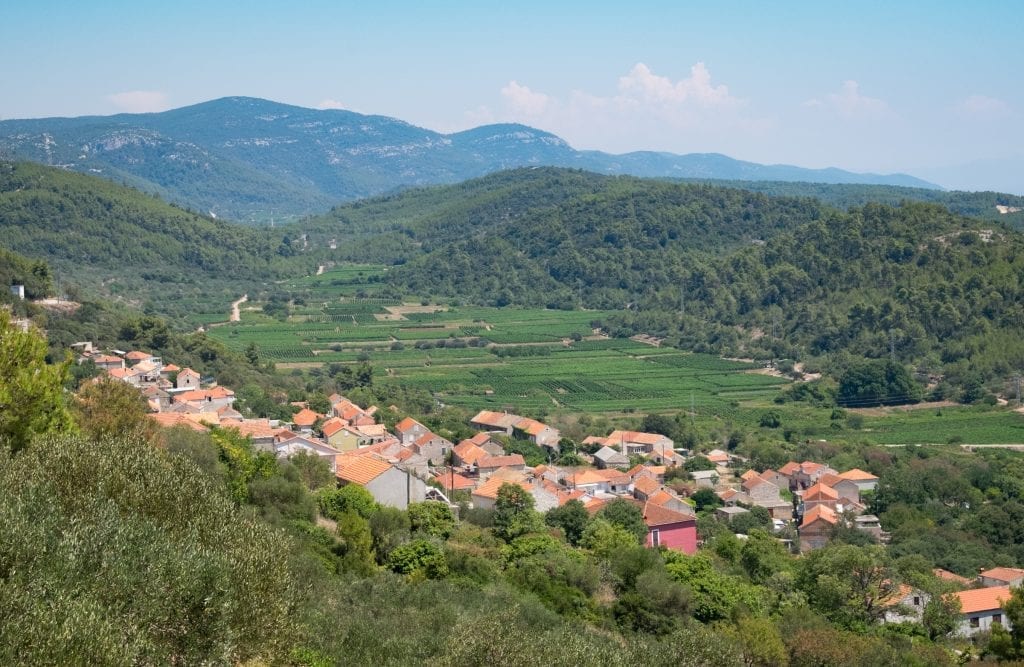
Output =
[
  {"x1": 93, "y1": 354, "x2": 122, "y2": 364},
  {"x1": 453, "y1": 440, "x2": 488, "y2": 465},
  {"x1": 607, "y1": 430, "x2": 667, "y2": 446},
  {"x1": 292, "y1": 408, "x2": 320, "y2": 427},
  {"x1": 955, "y1": 586, "x2": 1012, "y2": 615},
  {"x1": 642, "y1": 501, "x2": 695, "y2": 527},
  {"x1": 800, "y1": 504, "x2": 838, "y2": 528},
  {"x1": 395, "y1": 417, "x2": 423, "y2": 432},
  {"x1": 321, "y1": 417, "x2": 348, "y2": 438},
  {"x1": 742, "y1": 476, "x2": 777, "y2": 492},
  {"x1": 514, "y1": 417, "x2": 550, "y2": 436},
  {"x1": 804, "y1": 482, "x2": 839, "y2": 501},
  {"x1": 572, "y1": 469, "x2": 610, "y2": 486},
  {"x1": 933, "y1": 568, "x2": 972, "y2": 585},
  {"x1": 800, "y1": 461, "x2": 826, "y2": 474},
  {"x1": 705, "y1": 449, "x2": 730, "y2": 463},
  {"x1": 779, "y1": 461, "x2": 800, "y2": 476},
  {"x1": 125, "y1": 350, "x2": 151, "y2": 360},
  {"x1": 478, "y1": 454, "x2": 525, "y2": 469},
  {"x1": 162, "y1": 363, "x2": 180, "y2": 372},
  {"x1": 979, "y1": 567, "x2": 1024, "y2": 583},
  {"x1": 472, "y1": 476, "x2": 530, "y2": 500},
  {"x1": 335, "y1": 456, "x2": 392, "y2": 485},
  {"x1": 149, "y1": 413, "x2": 212, "y2": 431},
  {"x1": 582, "y1": 435, "x2": 607, "y2": 446},
  {"x1": 433, "y1": 470, "x2": 475, "y2": 491},
  {"x1": 839, "y1": 468, "x2": 879, "y2": 481},
  {"x1": 225, "y1": 420, "x2": 281, "y2": 439},
  {"x1": 471, "y1": 410, "x2": 519, "y2": 429},
  {"x1": 598, "y1": 469, "x2": 631, "y2": 484},
  {"x1": 413, "y1": 431, "x2": 446, "y2": 447},
  {"x1": 740, "y1": 469, "x2": 761, "y2": 481},
  {"x1": 818, "y1": 472, "x2": 845, "y2": 488},
  {"x1": 175, "y1": 387, "x2": 235, "y2": 402},
  {"x1": 718, "y1": 488, "x2": 739, "y2": 501},
  {"x1": 178, "y1": 367, "x2": 200, "y2": 377},
  {"x1": 469, "y1": 432, "x2": 494, "y2": 446},
  {"x1": 633, "y1": 475, "x2": 661, "y2": 496},
  {"x1": 584, "y1": 498, "x2": 609, "y2": 515}
]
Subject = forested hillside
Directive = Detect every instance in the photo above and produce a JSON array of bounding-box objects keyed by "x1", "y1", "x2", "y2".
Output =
[
  {"x1": 311, "y1": 168, "x2": 1024, "y2": 398},
  {"x1": 0, "y1": 161, "x2": 322, "y2": 315}
]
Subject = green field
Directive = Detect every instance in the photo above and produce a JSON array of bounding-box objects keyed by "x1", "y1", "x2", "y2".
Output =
[{"x1": 207, "y1": 265, "x2": 1024, "y2": 441}]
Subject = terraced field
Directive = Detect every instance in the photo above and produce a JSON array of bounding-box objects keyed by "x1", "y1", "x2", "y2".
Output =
[{"x1": 207, "y1": 280, "x2": 787, "y2": 414}]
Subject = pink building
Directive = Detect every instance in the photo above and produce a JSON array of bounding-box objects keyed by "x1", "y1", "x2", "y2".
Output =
[{"x1": 643, "y1": 501, "x2": 697, "y2": 554}]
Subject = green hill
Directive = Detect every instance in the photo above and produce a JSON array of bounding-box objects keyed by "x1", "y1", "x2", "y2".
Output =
[{"x1": 0, "y1": 161, "x2": 320, "y2": 316}]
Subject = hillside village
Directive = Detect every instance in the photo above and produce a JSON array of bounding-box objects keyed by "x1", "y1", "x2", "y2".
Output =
[{"x1": 80, "y1": 343, "x2": 1021, "y2": 638}]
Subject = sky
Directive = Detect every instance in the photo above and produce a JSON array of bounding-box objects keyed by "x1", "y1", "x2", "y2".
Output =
[{"x1": 1, "y1": 1, "x2": 1022, "y2": 193}]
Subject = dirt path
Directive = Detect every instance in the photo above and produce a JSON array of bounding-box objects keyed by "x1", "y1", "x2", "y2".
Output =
[{"x1": 230, "y1": 295, "x2": 248, "y2": 322}]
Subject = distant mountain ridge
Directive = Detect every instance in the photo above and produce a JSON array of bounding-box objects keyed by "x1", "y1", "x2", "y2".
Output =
[{"x1": 0, "y1": 96, "x2": 940, "y2": 222}]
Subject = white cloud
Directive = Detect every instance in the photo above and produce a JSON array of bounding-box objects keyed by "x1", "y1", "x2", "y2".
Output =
[
  {"x1": 805, "y1": 80, "x2": 888, "y2": 119},
  {"x1": 956, "y1": 94, "x2": 1011, "y2": 118},
  {"x1": 316, "y1": 99, "x2": 348, "y2": 110},
  {"x1": 106, "y1": 91, "x2": 170, "y2": 113},
  {"x1": 617, "y1": 62, "x2": 738, "y2": 108},
  {"x1": 500, "y1": 80, "x2": 550, "y2": 116}
]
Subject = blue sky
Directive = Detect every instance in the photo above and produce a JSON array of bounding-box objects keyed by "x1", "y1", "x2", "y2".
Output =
[{"x1": 2, "y1": 1, "x2": 1022, "y2": 192}]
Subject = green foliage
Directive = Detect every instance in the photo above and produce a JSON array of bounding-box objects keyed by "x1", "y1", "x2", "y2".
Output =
[
  {"x1": 691, "y1": 487, "x2": 723, "y2": 512},
  {"x1": 838, "y1": 359, "x2": 921, "y2": 408},
  {"x1": 317, "y1": 484, "x2": 377, "y2": 521},
  {"x1": 386, "y1": 539, "x2": 448, "y2": 579},
  {"x1": 408, "y1": 501, "x2": 456, "y2": 539},
  {"x1": 0, "y1": 432, "x2": 300, "y2": 664},
  {"x1": 596, "y1": 498, "x2": 648, "y2": 544},
  {"x1": 796, "y1": 544, "x2": 900, "y2": 630},
  {"x1": 336, "y1": 510, "x2": 375, "y2": 576},
  {"x1": 368, "y1": 506, "x2": 411, "y2": 563},
  {"x1": 0, "y1": 310, "x2": 73, "y2": 452},
  {"x1": 664, "y1": 552, "x2": 766, "y2": 623},
  {"x1": 73, "y1": 375, "x2": 152, "y2": 441},
  {"x1": 493, "y1": 483, "x2": 543, "y2": 542},
  {"x1": 545, "y1": 498, "x2": 590, "y2": 546}
]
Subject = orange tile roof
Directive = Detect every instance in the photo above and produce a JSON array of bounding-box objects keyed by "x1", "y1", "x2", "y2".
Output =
[
  {"x1": 706, "y1": 450, "x2": 730, "y2": 463},
  {"x1": 125, "y1": 350, "x2": 151, "y2": 360},
  {"x1": 718, "y1": 488, "x2": 739, "y2": 500},
  {"x1": 800, "y1": 504, "x2": 838, "y2": 528},
  {"x1": 648, "y1": 489, "x2": 682, "y2": 507},
  {"x1": 584, "y1": 498, "x2": 609, "y2": 515},
  {"x1": 469, "y1": 432, "x2": 494, "y2": 446},
  {"x1": 642, "y1": 501, "x2": 695, "y2": 527},
  {"x1": 955, "y1": 586, "x2": 1012, "y2": 614},
  {"x1": 839, "y1": 468, "x2": 879, "y2": 481},
  {"x1": 980, "y1": 567, "x2": 1024, "y2": 583},
  {"x1": 572, "y1": 469, "x2": 609, "y2": 486},
  {"x1": 433, "y1": 470, "x2": 475, "y2": 491},
  {"x1": 292, "y1": 408, "x2": 321, "y2": 427},
  {"x1": 633, "y1": 475, "x2": 661, "y2": 496},
  {"x1": 149, "y1": 413, "x2": 211, "y2": 431},
  {"x1": 740, "y1": 469, "x2": 761, "y2": 481},
  {"x1": 225, "y1": 420, "x2": 281, "y2": 439},
  {"x1": 818, "y1": 473, "x2": 844, "y2": 488},
  {"x1": 108, "y1": 367, "x2": 136, "y2": 379},
  {"x1": 175, "y1": 387, "x2": 235, "y2": 402},
  {"x1": 607, "y1": 430, "x2": 667, "y2": 446},
  {"x1": 804, "y1": 482, "x2": 839, "y2": 501},
  {"x1": 742, "y1": 476, "x2": 777, "y2": 492},
  {"x1": 514, "y1": 417, "x2": 550, "y2": 436},
  {"x1": 453, "y1": 440, "x2": 488, "y2": 465},
  {"x1": 779, "y1": 461, "x2": 800, "y2": 476},
  {"x1": 471, "y1": 410, "x2": 519, "y2": 429},
  {"x1": 93, "y1": 354, "x2": 123, "y2": 364},
  {"x1": 478, "y1": 454, "x2": 525, "y2": 469},
  {"x1": 162, "y1": 363, "x2": 180, "y2": 372},
  {"x1": 933, "y1": 568, "x2": 972, "y2": 585},
  {"x1": 335, "y1": 456, "x2": 392, "y2": 485},
  {"x1": 472, "y1": 476, "x2": 530, "y2": 500},
  {"x1": 395, "y1": 417, "x2": 422, "y2": 432},
  {"x1": 598, "y1": 469, "x2": 631, "y2": 484},
  {"x1": 321, "y1": 417, "x2": 348, "y2": 438}
]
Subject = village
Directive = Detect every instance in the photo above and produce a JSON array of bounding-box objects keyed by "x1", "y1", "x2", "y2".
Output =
[{"x1": 82, "y1": 343, "x2": 1020, "y2": 639}]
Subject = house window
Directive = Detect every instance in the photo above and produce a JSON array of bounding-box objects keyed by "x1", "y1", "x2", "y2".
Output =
[
  {"x1": 993, "y1": 614, "x2": 1002, "y2": 625},
  {"x1": 913, "y1": 596, "x2": 920, "y2": 606},
  {"x1": 651, "y1": 529, "x2": 660, "y2": 546},
  {"x1": 970, "y1": 617, "x2": 980, "y2": 628}
]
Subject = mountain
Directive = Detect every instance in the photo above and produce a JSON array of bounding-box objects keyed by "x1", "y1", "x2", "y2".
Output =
[{"x1": 0, "y1": 97, "x2": 940, "y2": 222}]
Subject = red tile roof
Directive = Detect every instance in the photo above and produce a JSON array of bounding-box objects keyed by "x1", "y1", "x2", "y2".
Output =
[
  {"x1": 803, "y1": 482, "x2": 839, "y2": 501},
  {"x1": 642, "y1": 501, "x2": 695, "y2": 527},
  {"x1": 335, "y1": 456, "x2": 392, "y2": 485},
  {"x1": 395, "y1": 417, "x2": 422, "y2": 432},
  {"x1": 839, "y1": 468, "x2": 879, "y2": 481},
  {"x1": 472, "y1": 476, "x2": 530, "y2": 500},
  {"x1": 955, "y1": 586, "x2": 1012, "y2": 614},
  {"x1": 933, "y1": 568, "x2": 972, "y2": 586},
  {"x1": 321, "y1": 417, "x2": 348, "y2": 438},
  {"x1": 292, "y1": 408, "x2": 320, "y2": 427},
  {"x1": 800, "y1": 504, "x2": 838, "y2": 528},
  {"x1": 980, "y1": 567, "x2": 1024, "y2": 583},
  {"x1": 478, "y1": 454, "x2": 525, "y2": 469},
  {"x1": 453, "y1": 440, "x2": 488, "y2": 465},
  {"x1": 779, "y1": 461, "x2": 800, "y2": 476},
  {"x1": 433, "y1": 470, "x2": 475, "y2": 491},
  {"x1": 633, "y1": 475, "x2": 661, "y2": 496},
  {"x1": 125, "y1": 350, "x2": 151, "y2": 360}
]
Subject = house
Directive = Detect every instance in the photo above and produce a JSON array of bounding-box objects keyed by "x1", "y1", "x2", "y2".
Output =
[
  {"x1": 953, "y1": 586, "x2": 1014, "y2": 637},
  {"x1": 467, "y1": 431, "x2": 505, "y2": 456},
  {"x1": 412, "y1": 431, "x2": 453, "y2": 465},
  {"x1": 476, "y1": 454, "x2": 526, "y2": 480},
  {"x1": 512, "y1": 418, "x2": 560, "y2": 448},
  {"x1": 760, "y1": 468, "x2": 789, "y2": 490},
  {"x1": 471, "y1": 475, "x2": 531, "y2": 511},
  {"x1": 742, "y1": 474, "x2": 782, "y2": 504},
  {"x1": 335, "y1": 455, "x2": 425, "y2": 509},
  {"x1": 176, "y1": 368, "x2": 201, "y2": 390},
  {"x1": 838, "y1": 468, "x2": 879, "y2": 493},
  {"x1": 433, "y1": 469, "x2": 476, "y2": 493},
  {"x1": 934, "y1": 569, "x2": 972, "y2": 588},
  {"x1": 394, "y1": 417, "x2": 429, "y2": 445},
  {"x1": 569, "y1": 469, "x2": 615, "y2": 494},
  {"x1": 647, "y1": 489, "x2": 694, "y2": 515},
  {"x1": 173, "y1": 386, "x2": 236, "y2": 411},
  {"x1": 92, "y1": 354, "x2": 124, "y2": 371},
  {"x1": 291, "y1": 408, "x2": 322, "y2": 432},
  {"x1": 979, "y1": 567, "x2": 1024, "y2": 588},
  {"x1": 643, "y1": 501, "x2": 697, "y2": 554},
  {"x1": 854, "y1": 514, "x2": 885, "y2": 541},
  {"x1": 629, "y1": 464, "x2": 667, "y2": 482},
  {"x1": 802, "y1": 482, "x2": 840, "y2": 512},
  {"x1": 632, "y1": 474, "x2": 662, "y2": 501},
  {"x1": 593, "y1": 445, "x2": 630, "y2": 469},
  {"x1": 470, "y1": 410, "x2": 520, "y2": 435},
  {"x1": 274, "y1": 436, "x2": 341, "y2": 472},
  {"x1": 705, "y1": 449, "x2": 730, "y2": 465},
  {"x1": 108, "y1": 367, "x2": 141, "y2": 386},
  {"x1": 321, "y1": 417, "x2": 349, "y2": 448},
  {"x1": 452, "y1": 439, "x2": 489, "y2": 467},
  {"x1": 603, "y1": 431, "x2": 673, "y2": 457},
  {"x1": 799, "y1": 504, "x2": 839, "y2": 552},
  {"x1": 598, "y1": 469, "x2": 633, "y2": 494},
  {"x1": 716, "y1": 506, "x2": 750, "y2": 523},
  {"x1": 690, "y1": 469, "x2": 718, "y2": 489},
  {"x1": 819, "y1": 473, "x2": 862, "y2": 505},
  {"x1": 141, "y1": 385, "x2": 171, "y2": 411},
  {"x1": 124, "y1": 350, "x2": 157, "y2": 366},
  {"x1": 881, "y1": 585, "x2": 929, "y2": 624},
  {"x1": 792, "y1": 461, "x2": 838, "y2": 490}
]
